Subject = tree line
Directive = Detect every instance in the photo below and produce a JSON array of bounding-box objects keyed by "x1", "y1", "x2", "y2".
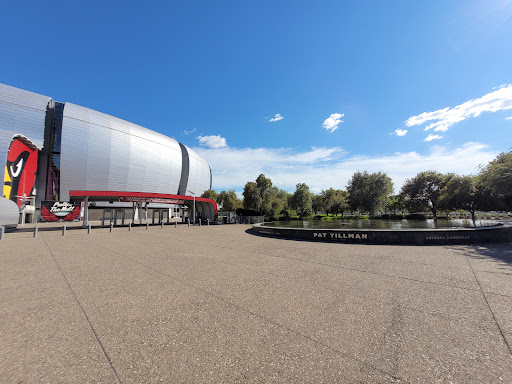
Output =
[{"x1": 202, "y1": 150, "x2": 512, "y2": 222}]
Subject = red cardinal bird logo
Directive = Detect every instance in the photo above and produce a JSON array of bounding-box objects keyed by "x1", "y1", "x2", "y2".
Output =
[{"x1": 4, "y1": 136, "x2": 39, "y2": 207}]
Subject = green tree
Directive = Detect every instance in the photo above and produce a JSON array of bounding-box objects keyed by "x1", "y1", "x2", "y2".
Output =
[
  {"x1": 347, "y1": 171, "x2": 394, "y2": 215},
  {"x1": 479, "y1": 150, "x2": 512, "y2": 210},
  {"x1": 441, "y1": 176, "x2": 492, "y2": 224},
  {"x1": 243, "y1": 181, "x2": 261, "y2": 212},
  {"x1": 256, "y1": 174, "x2": 276, "y2": 216},
  {"x1": 332, "y1": 190, "x2": 349, "y2": 216},
  {"x1": 321, "y1": 188, "x2": 336, "y2": 215},
  {"x1": 242, "y1": 174, "x2": 287, "y2": 217},
  {"x1": 312, "y1": 194, "x2": 324, "y2": 214},
  {"x1": 322, "y1": 188, "x2": 349, "y2": 216},
  {"x1": 218, "y1": 190, "x2": 242, "y2": 212},
  {"x1": 400, "y1": 171, "x2": 451, "y2": 219},
  {"x1": 272, "y1": 189, "x2": 290, "y2": 215},
  {"x1": 291, "y1": 183, "x2": 313, "y2": 217},
  {"x1": 385, "y1": 195, "x2": 406, "y2": 216},
  {"x1": 201, "y1": 189, "x2": 219, "y2": 202}
]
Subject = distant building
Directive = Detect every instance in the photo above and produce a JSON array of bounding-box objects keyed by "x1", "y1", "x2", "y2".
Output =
[{"x1": 0, "y1": 83, "x2": 217, "y2": 227}]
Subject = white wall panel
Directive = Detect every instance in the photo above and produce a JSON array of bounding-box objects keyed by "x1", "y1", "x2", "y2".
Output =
[
  {"x1": 184, "y1": 145, "x2": 212, "y2": 196},
  {"x1": 60, "y1": 103, "x2": 184, "y2": 200},
  {"x1": 0, "y1": 83, "x2": 49, "y2": 169},
  {"x1": 108, "y1": 128, "x2": 130, "y2": 191},
  {"x1": 126, "y1": 134, "x2": 148, "y2": 192},
  {"x1": 85, "y1": 122, "x2": 111, "y2": 191},
  {"x1": 60, "y1": 116, "x2": 88, "y2": 199}
]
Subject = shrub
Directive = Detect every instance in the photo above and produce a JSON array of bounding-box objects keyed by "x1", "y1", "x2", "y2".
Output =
[{"x1": 405, "y1": 213, "x2": 426, "y2": 220}]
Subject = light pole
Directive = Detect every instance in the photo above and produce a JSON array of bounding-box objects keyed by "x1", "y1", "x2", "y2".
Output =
[{"x1": 187, "y1": 190, "x2": 196, "y2": 224}]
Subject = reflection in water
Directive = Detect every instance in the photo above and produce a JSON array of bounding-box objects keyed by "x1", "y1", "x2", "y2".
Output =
[{"x1": 265, "y1": 219, "x2": 499, "y2": 230}]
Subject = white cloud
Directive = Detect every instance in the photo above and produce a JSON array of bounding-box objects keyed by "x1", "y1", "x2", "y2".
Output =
[
  {"x1": 424, "y1": 134, "x2": 443, "y2": 142},
  {"x1": 322, "y1": 113, "x2": 344, "y2": 133},
  {"x1": 194, "y1": 142, "x2": 496, "y2": 194},
  {"x1": 268, "y1": 113, "x2": 284, "y2": 122},
  {"x1": 506, "y1": 116, "x2": 512, "y2": 120},
  {"x1": 196, "y1": 135, "x2": 228, "y2": 149},
  {"x1": 289, "y1": 147, "x2": 345, "y2": 163},
  {"x1": 183, "y1": 128, "x2": 196, "y2": 135},
  {"x1": 406, "y1": 84, "x2": 512, "y2": 133},
  {"x1": 395, "y1": 128, "x2": 408, "y2": 136}
]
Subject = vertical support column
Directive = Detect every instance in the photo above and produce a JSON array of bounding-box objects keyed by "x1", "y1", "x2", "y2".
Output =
[
  {"x1": 83, "y1": 197, "x2": 89, "y2": 228},
  {"x1": 21, "y1": 207, "x2": 26, "y2": 227}
]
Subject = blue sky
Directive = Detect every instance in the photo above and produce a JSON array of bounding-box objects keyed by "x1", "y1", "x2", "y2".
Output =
[{"x1": 2, "y1": 0, "x2": 511, "y2": 194}]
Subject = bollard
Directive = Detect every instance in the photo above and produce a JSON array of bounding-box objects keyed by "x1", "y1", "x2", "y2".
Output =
[
  {"x1": 199, "y1": 219, "x2": 201, "y2": 226},
  {"x1": 1, "y1": 225, "x2": 5, "y2": 240},
  {"x1": 128, "y1": 222, "x2": 131, "y2": 232},
  {"x1": 146, "y1": 222, "x2": 149, "y2": 230},
  {"x1": 207, "y1": 218, "x2": 209, "y2": 226},
  {"x1": 175, "y1": 221, "x2": 177, "y2": 228},
  {"x1": 62, "y1": 224, "x2": 66, "y2": 236},
  {"x1": 88, "y1": 224, "x2": 91, "y2": 234},
  {"x1": 110, "y1": 222, "x2": 113, "y2": 233},
  {"x1": 188, "y1": 218, "x2": 190, "y2": 227},
  {"x1": 34, "y1": 226, "x2": 38, "y2": 238},
  {"x1": 161, "y1": 221, "x2": 164, "y2": 229}
]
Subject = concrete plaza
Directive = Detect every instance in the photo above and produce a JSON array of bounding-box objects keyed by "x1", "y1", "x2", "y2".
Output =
[{"x1": 1, "y1": 223, "x2": 511, "y2": 383}]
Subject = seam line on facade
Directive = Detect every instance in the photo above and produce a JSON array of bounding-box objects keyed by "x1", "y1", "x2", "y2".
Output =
[
  {"x1": 0, "y1": 98, "x2": 51, "y2": 112},
  {"x1": 63, "y1": 116, "x2": 180, "y2": 148}
]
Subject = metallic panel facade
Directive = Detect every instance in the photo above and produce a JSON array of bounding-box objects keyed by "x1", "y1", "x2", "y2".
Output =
[
  {"x1": 60, "y1": 103, "x2": 186, "y2": 200},
  {"x1": 184, "y1": 145, "x2": 212, "y2": 196},
  {"x1": 0, "y1": 83, "x2": 213, "y2": 205},
  {"x1": 0, "y1": 83, "x2": 50, "y2": 173}
]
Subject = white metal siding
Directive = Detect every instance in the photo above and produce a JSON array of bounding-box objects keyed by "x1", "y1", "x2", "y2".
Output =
[
  {"x1": 184, "y1": 145, "x2": 212, "y2": 196},
  {"x1": 60, "y1": 103, "x2": 183, "y2": 200},
  {"x1": 0, "y1": 83, "x2": 50, "y2": 170}
]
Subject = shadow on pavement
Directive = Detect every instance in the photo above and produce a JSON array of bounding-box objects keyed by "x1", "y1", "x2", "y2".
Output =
[{"x1": 464, "y1": 243, "x2": 512, "y2": 266}]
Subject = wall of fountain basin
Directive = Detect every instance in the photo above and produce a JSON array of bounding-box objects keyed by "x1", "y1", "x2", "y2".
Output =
[{"x1": 252, "y1": 222, "x2": 512, "y2": 245}]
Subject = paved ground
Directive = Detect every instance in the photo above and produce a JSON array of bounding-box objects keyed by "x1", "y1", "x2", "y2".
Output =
[{"x1": 1, "y1": 223, "x2": 512, "y2": 383}]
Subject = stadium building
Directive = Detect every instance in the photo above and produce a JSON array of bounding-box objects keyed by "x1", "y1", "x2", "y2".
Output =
[{"x1": 0, "y1": 83, "x2": 217, "y2": 228}]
